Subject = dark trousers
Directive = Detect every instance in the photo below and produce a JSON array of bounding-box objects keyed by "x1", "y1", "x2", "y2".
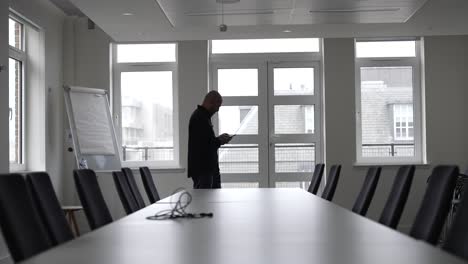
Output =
[{"x1": 192, "y1": 173, "x2": 221, "y2": 189}]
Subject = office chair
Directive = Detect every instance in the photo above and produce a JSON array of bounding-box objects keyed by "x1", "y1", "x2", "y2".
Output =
[
  {"x1": 0, "y1": 174, "x2": 53, "y2": 262},
  {"x1": 443, "y1": 177, "x2": 468, "y2": 260},
  {"x1": 409, "y1": 165, "x2": 458, "y2": 245},
  {"x1": 26, "y1": 172, "x2": 74, "y2": 246},
  {"x1": 378, "y1": 165, "x2": 415, "y2": 229},
  {"x1": 112, "y1": 171, "x2": 140, "y2": 214},
  {"x1": 352, "y1": 166, "x2": 381, "y2": 216},
  {"x1": 321, "y1": 165, "x2": 341, "y2": 201},
  {"x1": 122, "y1": 167, "x2": 146, "y2": 209},
  {"x1": 307, "y1": 163, "x2": 325, "y2": 195},
  {"x1": 73, "y1": 169, "x2": 113, "y2": 230},
  {"x1": 139, "y1": 167, "x2": 161, "y2": 203}
]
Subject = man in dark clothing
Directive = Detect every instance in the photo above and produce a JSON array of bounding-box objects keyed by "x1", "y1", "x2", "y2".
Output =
[{"x1": 188, "y1": 91, "x2": 231, "y2": 189}]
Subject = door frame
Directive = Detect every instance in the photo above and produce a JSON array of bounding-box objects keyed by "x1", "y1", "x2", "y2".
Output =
[{"x1": 210, "y1": 53, "x2": 323, "y2": 188}]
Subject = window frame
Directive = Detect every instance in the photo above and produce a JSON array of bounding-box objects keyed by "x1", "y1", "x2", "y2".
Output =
[
  {"x1": 355, "y1": 39, "x2": 425, "y2": 165},
  {"x1": 9, "y1": 16, "x2": 26, "y2": 171},
  {"x1": 112, "y1": 43, "x2": 180, "y2": 168},
  {"x1": 211, "y1": 38, "x2": 321, "y2": 54}
]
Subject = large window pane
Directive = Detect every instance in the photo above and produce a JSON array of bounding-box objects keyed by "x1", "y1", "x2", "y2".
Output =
[
  {"x1": 117, "y1": 44, "x2": 176, "y2": 63},
  {"x1": 9, "y1": 58, "x2": 22, "y2": 163},
  {"x1": 219, "y1": 144, "x2": 258, "y2": 173},
  {"x1": 356, "y1": 41, "x2": 416, "y2": 58},
  {"x1": 212, "y1": 38, "x2": 320, "y2": 54},
  {"x1": 120, "y1": 71, "x2": 174, "y2": 161},
  {"x1": 274, "y1": 68, "x2": 314, "y2": 96},
  {"x1": 275, "y1": 143, "x2": 315, "y2": 173},
  {"x1": 360, "y1": 66, "x2": 414, "y2": 157},
  {"x1": 274, "y1": 105, "x2": 314, "y2": 134},
  {"x1": 9, "y1": 18, "x2": 22, "y2": 50},
  {"x1": 218, "y1": 106, "x2": 258, "y2": 135},
  {"x1": 217, "y1": 69, "x2": 258, "y2": 96}
]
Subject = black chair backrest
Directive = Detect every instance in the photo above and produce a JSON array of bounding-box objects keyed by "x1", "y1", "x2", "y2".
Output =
[
  {"x1": 378, "y1": 165, "x2": 415, "y2": 229},
  {"x1": 321, "y1": 165, "x2": 341, "y2": 201},
  {"x1": 73, "y1": 169, "x2": 113, "y2": 230},
  {"x1": 352, "y1": 167, "x2": 381, "y2": 216},
  {"x1": 308, "y1": 163, "x2": 325, "y2": 195},
  {"x1": 112, "y1": 171, "x2": 139, "y2": 214},
  {"x1": 26, "y1": 172, "x2": 74, "y2": 246},
  {"x1": 409, "y1": 165, "x2": 458, "y2": 245},
  {"x1": 122, "y1": 168, "x2": 146, "y2": 209},
  {"x1": 443, "y1": 180, "x2": 468, "y2": 260},
  {"x1": 139, "y1": 167, "x2": 161, "y2": 203},
  {"x1": 0, "y1": 174, "x2": 53, "y2": 262}
]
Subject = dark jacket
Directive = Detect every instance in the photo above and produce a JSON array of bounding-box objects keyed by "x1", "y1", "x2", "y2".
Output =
[{"x1": 187, "y1": 105, "x2": 221, "y2": 178}]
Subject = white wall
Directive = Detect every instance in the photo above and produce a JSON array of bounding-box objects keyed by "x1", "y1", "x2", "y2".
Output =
[
  {"x1": 61, "y1": 17, "x2": 114, "y2": 205},
  {"x1": 323, "y1": 36, "x2": 468, "y2": 233}
]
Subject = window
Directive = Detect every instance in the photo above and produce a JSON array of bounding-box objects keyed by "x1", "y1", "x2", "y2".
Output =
[
  {"x1": 211, "y1": 38, "x2": 320, "y2": 54},
  {"x1": 9, "y1": 17, "x2": 25, "y2": 170},
  {"x1": 8, "y1": 12, "x2": 46, "y2": 172},
  {"x1": 355, "y1": 39, "x2": 424, "y2": 163},
  {"x1": 113, "y1": 43, "x2": 179, "y2": 167},
  {"x1": 393, "y1": 104, "x2": 414, "y2": 141}
]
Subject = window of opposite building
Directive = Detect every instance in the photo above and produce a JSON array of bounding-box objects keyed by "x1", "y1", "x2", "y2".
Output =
[
  {"x1": 355, "y1": 39, "x2": 425, "y2": 164},
  {"x1": 112, "y1": 43, "x2": 179, "y2": 168},
  {"x1": 393, "y1": 104, "x2": 414, "y2": 141}
]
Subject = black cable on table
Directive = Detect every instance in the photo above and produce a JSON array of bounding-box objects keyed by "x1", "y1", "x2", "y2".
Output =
[{"x1": 146, "y1": 189, "x2": 213, "y2": 220}]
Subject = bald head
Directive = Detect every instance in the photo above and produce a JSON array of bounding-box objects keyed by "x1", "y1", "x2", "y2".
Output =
[{"x1": 202, "y1": 91, "x2": 223, "y2": 114}]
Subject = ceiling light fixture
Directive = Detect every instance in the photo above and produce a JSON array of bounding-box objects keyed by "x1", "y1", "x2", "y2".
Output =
[
  {"x1": 309, "y1": 7, "x2": 400, "y2": 13},
  {"x1": 219, "y1": 1, "x2": 227, "y2": 32},
  {"x1": 186, "y1": 9, "x2": 275, "y2": 16},
  {"x1": 122, "y1": 12, "x2": 134, "y2": 16},
  {"x1": 283, "y1": 30, "x2": 292, "y2": 33},
  {"x1": 216, "y1": 0, "x2": 240, "y2": 3}
]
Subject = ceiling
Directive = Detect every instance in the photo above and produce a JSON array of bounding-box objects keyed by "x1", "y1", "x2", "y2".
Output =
[
  {"x1": 67, "y1": 0, "x2": 468, "y2": 41},
  {"x1": 156, "y1": 0, "x2": 427, "y2": 26}
]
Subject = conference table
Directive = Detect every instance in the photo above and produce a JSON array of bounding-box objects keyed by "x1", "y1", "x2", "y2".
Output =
[{"x1": 21, "y1": 188, "x2": 467, "y2": 264}]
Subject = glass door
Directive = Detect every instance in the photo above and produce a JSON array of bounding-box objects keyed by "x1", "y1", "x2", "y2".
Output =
[
  {"x1": 213, "y1": 61, "x2": 322, "y2": 188},
  {"x1": 268, "y1": 62, "x2": 322, "y2": 188},
  {"x1": 212, "y1": 62, "x2": 269, "y2": 187}
]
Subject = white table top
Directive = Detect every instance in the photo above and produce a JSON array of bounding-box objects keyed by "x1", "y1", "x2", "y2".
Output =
[{"x1": 21, "y1": 189, "x2": 467, "y2": 264}]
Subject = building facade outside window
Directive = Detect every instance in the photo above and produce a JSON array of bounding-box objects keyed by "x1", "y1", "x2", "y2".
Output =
[
  {"x1": 355, "y1": 39, "x2": 425, "y2": 164},
  {"x1": 112, "y1": 43, "x2": 179, "y2": 167}
]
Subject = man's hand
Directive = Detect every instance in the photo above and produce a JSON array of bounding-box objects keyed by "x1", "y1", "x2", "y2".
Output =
[{"x1": 218, "y1": 133, "x2": 232, "y2": 145}]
